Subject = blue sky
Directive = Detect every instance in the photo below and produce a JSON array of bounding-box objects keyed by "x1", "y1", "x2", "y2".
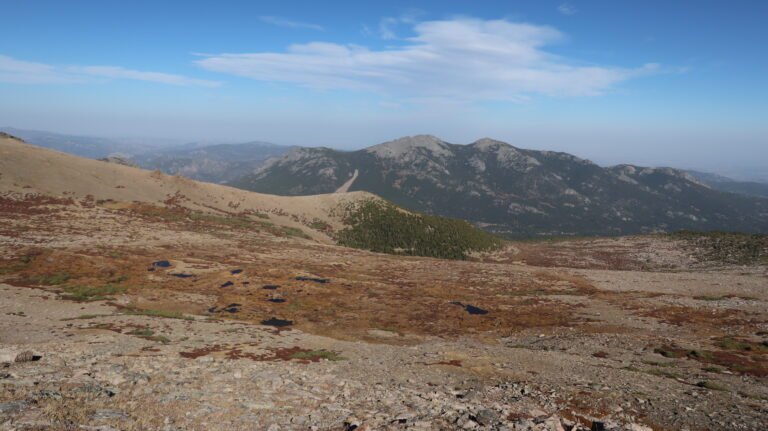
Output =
[{"x1": 1, "y1": 0, "x2": 767, "y2": 175}]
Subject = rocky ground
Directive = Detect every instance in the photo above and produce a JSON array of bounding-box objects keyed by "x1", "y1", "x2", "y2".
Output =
[{"x1": 1, "y1": 195, "x2": 767, "y2": 430}]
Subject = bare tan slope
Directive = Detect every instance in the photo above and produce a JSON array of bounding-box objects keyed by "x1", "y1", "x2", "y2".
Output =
[{"x1": 0, "y1": 134, "x2": 374, "y2": 243}]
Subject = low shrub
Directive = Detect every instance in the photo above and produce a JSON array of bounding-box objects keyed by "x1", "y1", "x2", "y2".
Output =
[{"x1": 335, "y1": 199, "x2": 503, "y2": 260}]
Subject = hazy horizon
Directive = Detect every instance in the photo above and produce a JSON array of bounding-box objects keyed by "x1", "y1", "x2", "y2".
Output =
[
  {"x1": 2, "y1": 1, "x2": 767, "y2": 178},
  {"x1": 4, "y1": 124, "x2": 767, "y2": 182}
]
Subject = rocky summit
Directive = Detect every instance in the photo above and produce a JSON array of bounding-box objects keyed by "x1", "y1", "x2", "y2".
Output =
[{"x1": 230, "y1": 135, "x2": 768, "y2": 238}]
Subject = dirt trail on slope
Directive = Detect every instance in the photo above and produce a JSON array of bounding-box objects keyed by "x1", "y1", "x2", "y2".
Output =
[
  {"x1": 335, "y1": 168, "x2": 359, "y2": 193},
  {"x1": 0, "y1": 135, "x2": 375, "y2": 242}
]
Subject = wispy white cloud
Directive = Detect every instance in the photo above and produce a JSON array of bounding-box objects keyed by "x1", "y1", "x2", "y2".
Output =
[
  {"x1": 196, "y1": 17, "x2": 660, "y2": 101},
  {"x1": 377, "y1": 10, "x2": 423, "y2": 40},
  {"x1": 72, "y1": 66, "x2": 221, "y2": 87},
  {"x1": 0, "y1": 55, "x2": 53, "y2": 73},
  {"x1": 378, "y1": 16, "x2": 400, "y2": 40},
  {"x1": 0, "y1": 54, "x2": 221, "y2": 87},
  {"x1": 259, "y1": 16, "x2": 324, "y2": 31},
  {"x1": 360, "y1": 24, "x2": 374, "y2": 37},
  {"x1": 558, "y1": 3, "x2": 577, "y2": 15},
  {"x1": 0, "y1": 54, "x2": 83, "y2": 84}
]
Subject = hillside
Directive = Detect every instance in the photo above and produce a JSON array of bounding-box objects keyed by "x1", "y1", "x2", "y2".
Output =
[
  {"x1": 0, "y1": 132, "x2": 365, "y2": 244},
  {"x1": 0, "y1": 133, "x2": 499, "y2": 259},
  {"x1": 231, "y1": 135, "x2": 768, "y2": 238}
]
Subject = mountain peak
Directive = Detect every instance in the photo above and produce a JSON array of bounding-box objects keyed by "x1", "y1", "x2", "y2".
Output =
[
  {"x1": 471, "y1": 137, "x2": 510, "y2": 150},
  {"x1": 367, "y1": 135, "x2": 452, "y2": 159}
]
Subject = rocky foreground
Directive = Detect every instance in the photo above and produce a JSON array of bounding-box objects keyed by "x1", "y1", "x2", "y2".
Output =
[{"x1": 1, "y1": 285, "x2": 669, "y2": 431}]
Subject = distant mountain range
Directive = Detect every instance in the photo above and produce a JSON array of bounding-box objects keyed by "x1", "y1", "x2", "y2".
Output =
[
  {"x1": 0, "y1": 127, "x2": 292, "y2": 184},
  {"x1": 132, "y1": 142, "x2": 293, "y2": 184},
  {"x1": 6, "y1": 127, "x2": 767, "y2": 237},
  {"x1": 230, "y1": 135, "x2": 768, "y2": 238},
  {"x1": 0, "y1": 127, "x2": 159, "y2": 158},
  {"x1": 686, "y1": 170, "x2": 768, "y2": 199}
]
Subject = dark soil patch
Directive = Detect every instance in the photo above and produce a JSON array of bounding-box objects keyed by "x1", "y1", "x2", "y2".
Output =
[
  {"x1": 295, "y1": 276, "x2": 329, "y2": 284},
  {"x1": 450, "y1": 301, "x2": 489, "y2": 315},
  {"x1": 261, "y1": 317, "x2": 293, "y2": 327}
]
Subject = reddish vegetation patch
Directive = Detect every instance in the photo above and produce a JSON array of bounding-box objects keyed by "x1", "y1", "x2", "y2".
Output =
[
  {"x1": 640, "y1": 306, "x2": 753, "y2": 328},
  {"x1": 524, "y1": 249, "x2": 643, "y2": 270},
  {"x1": 532, "y1": 271, "x2": 599, "y2": 295},
  {"x1": 227, "y1": 346, "x2": 328, "y2": 363},
  {"x1": 179, "y1": 344, "x2": 327, "y2": 363},
  {"x1": 501, "y1": 240, "x2": 660, "y2": 271},
  {"x1": 559, "y1": 407, "x2": 664, "y2": 431},
  {"x1": 655, "y1": 342, "x2": 768, "y2": 377},
  {"x1": 561, "y1": 394, "x2": 669, "y2": 431},
  {"x1": 5, "y1": 249, "x2": 124, "y2": 289},
  {"x1": 3, "y1": 211, "x2": 603, "y2": 343},
  {"x1": 557, "y1": 410, "x2": 594, "y2": 429},
  {"x1": 0, "y1": 194, "x2": 75, "y2": 216},
  {"x1": 179, "y1": 344, "x2": 226, "y2": 359},
  {"x1": 507, "y1": 412, "x2": 533, "y2": 421},
  {"x1": 709, "y1": 351, "x2": 768, "y2": 377}
]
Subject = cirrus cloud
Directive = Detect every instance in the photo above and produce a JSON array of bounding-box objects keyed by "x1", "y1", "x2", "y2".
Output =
[
  {"x1": 196, "y1": 17, "x2": 659, "y2": 101},
  {"x1": 71, "y1": 65, "x2": 221, "y2": 87},
  {"x1": 258, "y1": 16, "x2": 324, "y2": 31},
  {"x1": 0, "y1": 54, "x2": 83, "y2": 84},
  {"x1": 558, "y1": 4, "x2": 577, "y2": 15},
  {"x1": 0, "y1": 54, "x2": 221, "y2": 87}
]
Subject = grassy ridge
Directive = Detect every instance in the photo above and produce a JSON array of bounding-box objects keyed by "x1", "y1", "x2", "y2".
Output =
[{"x1": 335, "y1": 199, "x2": 503, "y2": 260}]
